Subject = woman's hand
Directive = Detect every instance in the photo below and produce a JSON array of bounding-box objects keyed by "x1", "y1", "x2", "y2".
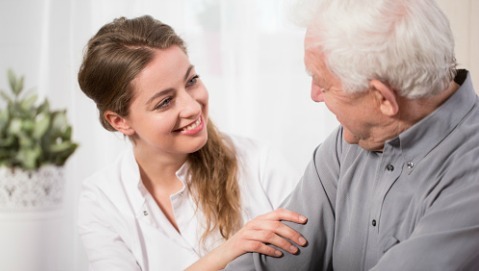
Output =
[
  {"x1": 222, "y1": 208, "x2": 308, "y2": 258},
  {"x1": 185, "y1": 208, "x2": 308, "y2": 271}
]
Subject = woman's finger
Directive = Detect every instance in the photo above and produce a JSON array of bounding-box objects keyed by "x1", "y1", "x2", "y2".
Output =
[
  {"x1": 257, "y1": 208, "x2": 308, "y2": 224},
  {"x1": 243, "y1": 218, "x2": 308, "y2": 247},
  {"x1": 241, "y1": 239, "x2": 284, "y2": 257}
]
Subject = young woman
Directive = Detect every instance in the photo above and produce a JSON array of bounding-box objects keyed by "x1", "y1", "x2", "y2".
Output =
[{"x1": 77, "y1": 15, "x2": 307, "y2": 271}]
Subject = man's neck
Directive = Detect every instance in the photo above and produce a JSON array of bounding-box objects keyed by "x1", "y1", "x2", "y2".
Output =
[{"x1": 396, "y1": 80, "x2": 460, "y2": 133}]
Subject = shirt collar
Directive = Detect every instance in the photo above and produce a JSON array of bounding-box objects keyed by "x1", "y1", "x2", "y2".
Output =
[
  {"x1": 120, "y1": 148, "x2": 191, "y2": 216},
  {"x1": 387, "y1": 70, "x2": 476, "y2": 164}
]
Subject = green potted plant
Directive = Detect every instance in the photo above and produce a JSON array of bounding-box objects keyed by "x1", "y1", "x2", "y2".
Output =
[{"x1": 0, "y1": 69, "x2": 78, "y2": 209}]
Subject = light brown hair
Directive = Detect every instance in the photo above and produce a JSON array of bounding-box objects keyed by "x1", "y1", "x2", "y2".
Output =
[{"x1": 78, "y1": 15, "x2": 241, "y2": 241}]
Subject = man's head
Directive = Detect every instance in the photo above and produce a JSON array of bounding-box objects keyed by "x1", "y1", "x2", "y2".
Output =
[{"x1": 297, "y1": 0, "x2": 457, "y2": 150}]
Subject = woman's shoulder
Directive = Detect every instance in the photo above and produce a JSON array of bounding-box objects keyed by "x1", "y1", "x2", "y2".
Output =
[
  {"x1": 221, "y1": 133, "x2": 265, "y2": 155},
  {"x1": 222, "y1": 133, "x2": 302, "y2": 210},
  {"x1": 221, "y1": 133, "x2": 288, "y2": 173},
  {"x1": 81, "y1": 147, "x2": 136, "y2": 190},
  {"x1": 78, "y1": 147, "x2": 141, "y2": 214}
]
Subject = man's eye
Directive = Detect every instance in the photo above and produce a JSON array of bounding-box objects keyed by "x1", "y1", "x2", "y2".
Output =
[{"x1": 186, "y1": 75, "x2": 200, "y2": 87}]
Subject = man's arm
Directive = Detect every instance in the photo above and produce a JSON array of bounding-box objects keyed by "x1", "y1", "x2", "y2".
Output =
[{"x1": 225, "y1": 129, "x2": 343, "y2": 271}]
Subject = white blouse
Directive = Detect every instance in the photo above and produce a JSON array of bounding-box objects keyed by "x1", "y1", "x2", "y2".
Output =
[{"x1": 78, "y1": 135, "x2": 302, "y2": 271}]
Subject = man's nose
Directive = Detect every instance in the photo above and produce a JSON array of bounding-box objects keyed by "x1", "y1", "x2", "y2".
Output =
[{"x1": 311, "y1": 84, "x2": 325, "y2": 102}]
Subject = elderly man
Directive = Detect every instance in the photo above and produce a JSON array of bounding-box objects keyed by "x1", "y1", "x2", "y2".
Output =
[{"x1": 225, "y1": 0, "x2": 479, "y2": 270}]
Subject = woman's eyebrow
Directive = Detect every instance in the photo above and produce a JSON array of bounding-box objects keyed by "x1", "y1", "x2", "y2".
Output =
[
  {"x1": 145, "y1": 88, "x2": 174, "y2": 106},
  {"x1": 145, "y1": 65, "x2": 195, "y2": 106},
  {"x1": 184, "y1": 65, "x2": 194, "y2": 81}
]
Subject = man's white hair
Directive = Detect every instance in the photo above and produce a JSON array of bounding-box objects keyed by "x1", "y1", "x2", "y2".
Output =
[{"x1": 289, "y1": 0, "x2": 456, "y2": 98}]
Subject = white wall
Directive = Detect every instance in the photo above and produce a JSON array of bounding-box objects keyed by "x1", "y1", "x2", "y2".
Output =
[{"x1": 437, "y1": 0, "x2": 479, "y2": 87}]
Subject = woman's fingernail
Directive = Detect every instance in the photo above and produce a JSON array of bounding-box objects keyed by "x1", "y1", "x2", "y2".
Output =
[
  {"x1": 289, "y1": 245, "x2": 298, "y2": 253},
  {"x1": 275, "y1": 250, "x2": 283, "y2": 257},
  {"x1": 299, "y1": 237, "x2": 307, "y2": 245},
  {"x1": 299, "y1": 215, "x2": 307, "y2": 222}
]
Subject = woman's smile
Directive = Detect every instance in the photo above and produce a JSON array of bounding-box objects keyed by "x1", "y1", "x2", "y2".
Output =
[{"x1": 175, "y1": 115, "x2": 205, "y2": 135}]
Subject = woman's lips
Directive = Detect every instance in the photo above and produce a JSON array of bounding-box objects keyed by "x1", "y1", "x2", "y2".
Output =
[{"x1": 175, "y1": 116, "x2": 204, "y2": 135}]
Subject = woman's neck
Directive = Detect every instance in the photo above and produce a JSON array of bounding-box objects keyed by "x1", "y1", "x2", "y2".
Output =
[{"x1": 133, "y1": 146, "x2": 187, "y2": 187}]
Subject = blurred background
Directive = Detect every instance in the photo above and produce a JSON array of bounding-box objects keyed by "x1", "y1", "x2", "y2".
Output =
[{"x1": 0, "y1": 0, "x2": 477, "y2": 270}]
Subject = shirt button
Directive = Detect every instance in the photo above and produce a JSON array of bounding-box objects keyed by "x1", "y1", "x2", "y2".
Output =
[
  {"x1": 372, "y1": 219, "x2": 377, "y2": 227},
  {"x1": 386, "y1": 164, "x2": 394, "y2": 171},
  {"x1": 143, "y1": 210, "x2": 148, "y2": 216},
  {"x1": 407, "y1": 162, "x2": 414, "y2": 169}
]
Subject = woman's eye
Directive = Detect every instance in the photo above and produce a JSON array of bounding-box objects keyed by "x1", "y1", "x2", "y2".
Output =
[
  {"x1": 155, "y1": 97, "x2": 173, "y2": 110},
  {"x1": 186, "y1": 75, "x2": 200, "y2": 88}
]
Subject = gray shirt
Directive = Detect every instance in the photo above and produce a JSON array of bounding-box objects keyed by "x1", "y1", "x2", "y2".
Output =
[{"x1": 225, "y1": 70, "x2": 479, "y2": 271}]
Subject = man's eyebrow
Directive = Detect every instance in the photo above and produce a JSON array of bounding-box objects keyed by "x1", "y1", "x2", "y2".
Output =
[
  {"x1": 305, "y1": 67, "x2": 313, "y2": 76},
  {"x1": 309, "y1": 73, "x2": 321, "y2": 84},
  {"x1": 305, "y1": 69, "x2": 323, "y2": 84}
]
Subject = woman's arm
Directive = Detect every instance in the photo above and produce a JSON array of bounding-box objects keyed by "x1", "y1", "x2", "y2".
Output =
[
  {"x1": 185, "y1": 208, "x2": 308, "y2": 271},
  {"x1": 78, "y1": 189, "x2": 143, "y2": 271}
]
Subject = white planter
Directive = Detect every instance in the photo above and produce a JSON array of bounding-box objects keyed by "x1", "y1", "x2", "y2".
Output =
[
  {"x1": 0, "y1": 165, "x2": 65, "y2": 210},
  {"x1": 0, "y1": 165, "x2": 66, "y2": 271}
]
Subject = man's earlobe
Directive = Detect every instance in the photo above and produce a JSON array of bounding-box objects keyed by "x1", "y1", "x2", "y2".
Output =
[
  {"x1": 104, "y1": 111, "x2": 135, "y2": 136},
  {"x1": 370, "y1": 79, "x2": 399, "y2": 116}
]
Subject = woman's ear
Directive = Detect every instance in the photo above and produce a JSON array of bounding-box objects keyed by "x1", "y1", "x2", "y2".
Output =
[
  {"x1": 104, "y1": 110, "x2": 135, "y2": 136},
  {"x1": 370, "y1": 79, "x2": 399, "y2": 117}
]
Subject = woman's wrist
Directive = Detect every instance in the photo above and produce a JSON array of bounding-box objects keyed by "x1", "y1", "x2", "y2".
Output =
[{"x1": 185, "y1": 243, "x2": 231, "y2": 271}]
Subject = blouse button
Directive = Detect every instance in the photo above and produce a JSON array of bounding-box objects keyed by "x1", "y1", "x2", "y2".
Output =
[
  {"x1": 372, "y1": 219, "x2": 377, "y2": 227},
  {"x1": 407, "y1": 162, "x2": 414, "y2": 169},
  {"x1": 386, "y1": 164, "x2": 394, "y2": 171}
]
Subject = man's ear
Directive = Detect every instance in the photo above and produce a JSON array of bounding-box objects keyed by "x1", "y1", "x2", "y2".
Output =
[
  {"x1": 104, "y1": 110, "x2": 135, "y2": 136},
  {"x1": 370, "y1": 79, "x2": 399, "y2": 117}
]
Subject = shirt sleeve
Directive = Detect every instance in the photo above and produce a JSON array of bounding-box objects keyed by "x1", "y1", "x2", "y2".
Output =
[
  {"x1": 78, "y1": 180, "x2": 142, "y2": 271},
  {"x1": 225, "y1": 128, "x2": 343, "y2": 271}
]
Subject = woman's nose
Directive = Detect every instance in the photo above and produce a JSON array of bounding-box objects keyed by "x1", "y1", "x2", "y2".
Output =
[{"x1": 178, "y1": 91, "x2": 202, "y2": 117}]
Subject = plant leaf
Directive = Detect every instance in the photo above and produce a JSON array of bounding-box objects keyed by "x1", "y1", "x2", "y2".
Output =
[
  {"x1": 19, "y1": 133, "x2": 35, "y2": 148},
  {"x1": 7, "y1": 69, "x2": 24, "y2": 96},
  {"x1": 0, "y1": 135, "x2": 15, "y2": 147},
  {"x1": 20, "y1": 92, "x2": 38, "y2": 111},
  {"x1": 0, "y1": 109, "x2": 9, "y2": 130},
  {"x1": 20, "y1": 119, "x2": 35, "y2": 134},
  {"x1": 47, "y1": 141, "x2": 78, "y2": 166},
  {"x1": 7, "y1": 118, "x2": 22, "y2": 135},
  {"x1": 37, "y1": 99, "x2": 50, "y2": 114},
  {"x1": 1, "y1": 69, "x2": 79, "y2": 170},
  {"x1": 33, "y1": 112, "x2": 51, "y2": 139},
  {"x1": 51, "y1": 110, "x2": 68, "y2": 131},
  {"x1": 0, "y1": 89, "x2": 13, "y2": 103},
  {"x1": 16, "y1": 146, "x2": 41, "y2": 170}
]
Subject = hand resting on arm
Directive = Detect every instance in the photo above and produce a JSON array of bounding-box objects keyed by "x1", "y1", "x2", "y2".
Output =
[{"x1": 186, "y1": 208, "x2": 308, "y2": 271}]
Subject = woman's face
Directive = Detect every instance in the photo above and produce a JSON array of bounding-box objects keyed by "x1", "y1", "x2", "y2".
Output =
[{"x1": 121, "y1": 46, "x2": 209, "y2": 160}]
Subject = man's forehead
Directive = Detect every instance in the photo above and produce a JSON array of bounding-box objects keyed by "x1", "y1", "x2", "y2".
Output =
[
  {"x1": 304, "y1": 24, "x2": 322, "y2": 44},
  {"x1": 304, "y1": 50, "x2": 327, "y2": 76}
]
